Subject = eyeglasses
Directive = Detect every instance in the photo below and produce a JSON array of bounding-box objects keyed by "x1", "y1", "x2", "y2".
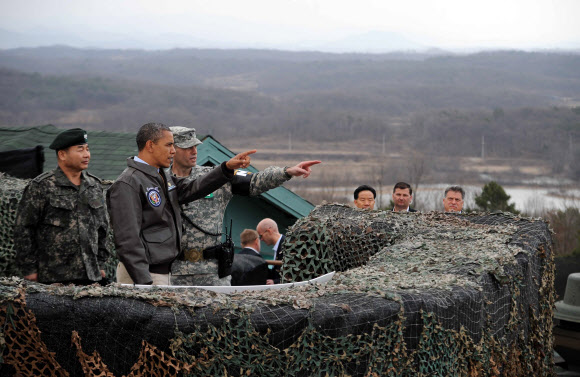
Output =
[{"x1": 258, "y1": 228, "x2": 270, "y2": 240}]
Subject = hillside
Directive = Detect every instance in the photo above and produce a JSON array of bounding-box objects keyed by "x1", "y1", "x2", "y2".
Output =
[
  {"x1": 0, "y1": 47, "x2": 579, "y2": 184},
  {"x1": 1, "y1": 48, "x2": 579, "y2": 110},
  {"x1": 0, "y1": 67, "x2": 282, "y2": 134}
]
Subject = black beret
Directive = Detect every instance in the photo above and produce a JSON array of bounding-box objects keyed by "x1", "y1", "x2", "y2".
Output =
[{"x1": 49, "y1": 128, "x2": 88, "y2": 150}]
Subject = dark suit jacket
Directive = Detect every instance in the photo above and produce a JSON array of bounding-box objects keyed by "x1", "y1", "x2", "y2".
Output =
[
  {"x1": 231, "y1": 248, "x2": 269, "y2": 286},
  {"x1": 270, "y1": 235, "x2": 285, "y2": 284},
  {"x1": 393, "y1": 207, "x2": 417, "y2": 212},
  {"x1": 239, "y1": 248, "x2": 261, "y2": 257}
]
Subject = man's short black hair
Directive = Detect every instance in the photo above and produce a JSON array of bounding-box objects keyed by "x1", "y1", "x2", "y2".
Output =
[
  {"x1": 136, "y1": 122, "x2": 171, "y2": 151},
  {"x1": 393, "y1": 182, "x2": 413, "y2": 196},
  {"x1": 354, "y1": 185, "x2": 376, "y2": 200}
]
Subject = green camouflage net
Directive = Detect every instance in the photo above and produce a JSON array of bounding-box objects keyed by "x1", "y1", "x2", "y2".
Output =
[
  {"x1": 0, "y1": 173, "x2": 28, "y2": 277},
  {"x1": 281, "y1": 205, "x2": 410, "y2": 282},
  {"x1": 0, "y1": 196, "x2": 554, "y2": 376}
]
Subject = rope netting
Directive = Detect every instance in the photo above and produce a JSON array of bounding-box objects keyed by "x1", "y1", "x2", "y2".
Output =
[{"x1": 0, "y1": 173, "x2": 555, "y2": 377}]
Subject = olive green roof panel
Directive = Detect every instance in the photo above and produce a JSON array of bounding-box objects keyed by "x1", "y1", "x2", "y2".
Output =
[{"x1": 0, "y1": 124, "x2": 137, "y2": 180}]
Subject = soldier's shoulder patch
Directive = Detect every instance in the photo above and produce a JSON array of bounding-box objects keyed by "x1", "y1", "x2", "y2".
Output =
[
  {"x1": 100, "y1": 179, "x2": 115, "y2": 187},
  {"x1": 234, "y1": 169, "x2": 252, "y2": 177},
  {"x1": 32, "y1": 170, "x2": 54, "y2": 183}
]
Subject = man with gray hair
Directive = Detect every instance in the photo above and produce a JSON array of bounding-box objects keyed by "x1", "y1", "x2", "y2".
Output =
[
  {"x1": 443, "y1": 186, "x2": 465, "y2": 213},
  {"x1": 169, "y1": 126, "x2": 320, "y2": 286}
]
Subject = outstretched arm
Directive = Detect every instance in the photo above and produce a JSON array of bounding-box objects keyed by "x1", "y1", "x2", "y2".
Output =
[
  {"x1": 285, "y1": 160, "x2": 322, "y2": 178},
  {"x1": 232, "y1": 160, "x2": 321, "y2": 197}
]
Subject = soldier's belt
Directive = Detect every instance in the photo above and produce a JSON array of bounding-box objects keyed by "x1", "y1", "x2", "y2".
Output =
[{"x1": 183, "y1": 247, "x2": 220, "y2": 263}]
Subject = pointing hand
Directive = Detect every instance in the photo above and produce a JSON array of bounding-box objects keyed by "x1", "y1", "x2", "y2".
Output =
[{"x1": 226, "y1": 149, "x2": 257, "y2": 170}]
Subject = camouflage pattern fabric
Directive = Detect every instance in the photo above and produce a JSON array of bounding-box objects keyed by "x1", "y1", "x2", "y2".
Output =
[
  {"x1": 170, "y1": 165, "x2": 289, "y2": 286},
  {"x1": 13, "y1": 167, "x2": 110, "y2": 283},
  {"x1": 0, "y1": 173, "x2": 29, "y2": 277},
  {"x1": 0, "y1": 208, "x2": 555, "y2": 376}
]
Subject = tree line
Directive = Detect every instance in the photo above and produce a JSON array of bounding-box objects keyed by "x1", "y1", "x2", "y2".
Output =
[{"x1": 0, "y1": 48, "x2": 579, "y2": 183}]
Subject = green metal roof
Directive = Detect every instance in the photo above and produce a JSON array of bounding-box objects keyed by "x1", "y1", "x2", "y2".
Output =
[
  {"x1": 0, "y1": 124, "x2": 137, "y2": 180},
  {"x1": 0, "y1": 125, "x2": 314, "y2": 218}
]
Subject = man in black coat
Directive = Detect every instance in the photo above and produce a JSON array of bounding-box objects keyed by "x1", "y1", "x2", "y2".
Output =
[
  {"x1": 353, "y1": 185, "x2": 376, "y2": 210},
  {"x1": 256, "y1": 218, "x2": 285, "y2": 284},
  {"x1": 231, "y1": 229, "x2": 272, "y2": 286},
  {"x1": 392, "y1": 182, "x2": 417, "y2": 212}
]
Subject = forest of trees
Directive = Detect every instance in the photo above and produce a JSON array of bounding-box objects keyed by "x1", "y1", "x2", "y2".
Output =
[{"x1": 1, "y1": 47, "x2": 579, "y2": 183}]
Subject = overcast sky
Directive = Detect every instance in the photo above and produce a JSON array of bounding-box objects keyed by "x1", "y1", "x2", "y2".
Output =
[{"x1": 2, "y1": 0, "x2": 580, "y2": 51}]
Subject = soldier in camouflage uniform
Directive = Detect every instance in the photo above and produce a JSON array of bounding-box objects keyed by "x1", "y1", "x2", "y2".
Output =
[
  {"x1": 169, "y1": 126, "x2": 321, "y2": 286},
  {"x1": 14, "y1": 128, "x2": 111, "y2": 285}
]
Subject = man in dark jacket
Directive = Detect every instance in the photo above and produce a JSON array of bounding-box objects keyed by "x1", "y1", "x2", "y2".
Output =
[
  {"x1": 392, "y1": 182, "x2": 417, "y2": 212},
  {"x1": 231, "y1": 229, "x2": 271, "y2": 286},
  {"x1": 443, "y1": 186, "x2": 465, "y2": 213},
  {"x1": 107, "y1": 122, "x2": 255, "y2": 285},
  {"x1": 256, "y1": 218, "x2": 285, "y2": 284},
  {"x1": 353, "y1": 185, "x2": 376, "y2": 210}
]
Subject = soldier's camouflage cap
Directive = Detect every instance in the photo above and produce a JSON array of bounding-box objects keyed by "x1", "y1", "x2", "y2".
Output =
[
  {"x1": 49, "y1": 128, "x2": 88, "y2": 150},
  {"x1": 170, "y1": 126, "x2": 203, "y2": 149}
]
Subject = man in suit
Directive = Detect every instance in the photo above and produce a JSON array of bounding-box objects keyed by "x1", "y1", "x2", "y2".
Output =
[
  {"x1": 256, "y1": 218, "x2": 285, "y2": 284},
  {"x1": 353, "y1": 185, "x2": 376, "y2": 210},
  {"x1": 443, "y1": 186, "x2": 465, "y2": 213},
  {"x1": 231, "y1": 229, "x2": 272, "y2": 286},
  {"x1": 392, "y1": 182, "x2": 417, "y2": 212}
]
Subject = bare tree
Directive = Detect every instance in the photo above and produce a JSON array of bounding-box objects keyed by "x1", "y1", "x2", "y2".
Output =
[
  {"x1": 406, "y1": 151, "x2": 429, "y2": 209},
  {"x1": 292, "y1": 170, "x2": 349, "y2": 206},
  {"x1": 546, "y1": 207, "x2": 580, "y2": 257},
  {"x1": 364, "y1": 163, "x2": 391, "y2": 210}
]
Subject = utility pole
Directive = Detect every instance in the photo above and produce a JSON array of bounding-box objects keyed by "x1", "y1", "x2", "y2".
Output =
[
  {"x1": 481, "y1": 135, "x2": 485, "y2": 159},
  {"x1": 382, "y1": 134, "x2": 386, "y2": 155}
]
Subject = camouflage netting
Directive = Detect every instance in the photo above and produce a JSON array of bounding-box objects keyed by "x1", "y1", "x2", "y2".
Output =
[
  {"x1": 0, "y1": 173, "x2": 29, "y2": 277},
  {"x1": 0, "y1": 185, "x2": 555, "y2": 376}
]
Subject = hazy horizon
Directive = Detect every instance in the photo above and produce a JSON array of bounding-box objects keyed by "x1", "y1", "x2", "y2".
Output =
[{"x1": 2, "y1": 0, "x2": 580, "y2": 52}]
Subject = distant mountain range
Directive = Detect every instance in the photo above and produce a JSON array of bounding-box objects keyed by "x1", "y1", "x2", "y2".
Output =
[
  {"x1": 0, "y1": 27, "x2": 542, "y2": 54},
  {"x1": 0, "y1": 28, "x2": 219, "y2": 50},
  {"x1": 307, "y1": 31, "x2": 428, "y2": 53}
]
